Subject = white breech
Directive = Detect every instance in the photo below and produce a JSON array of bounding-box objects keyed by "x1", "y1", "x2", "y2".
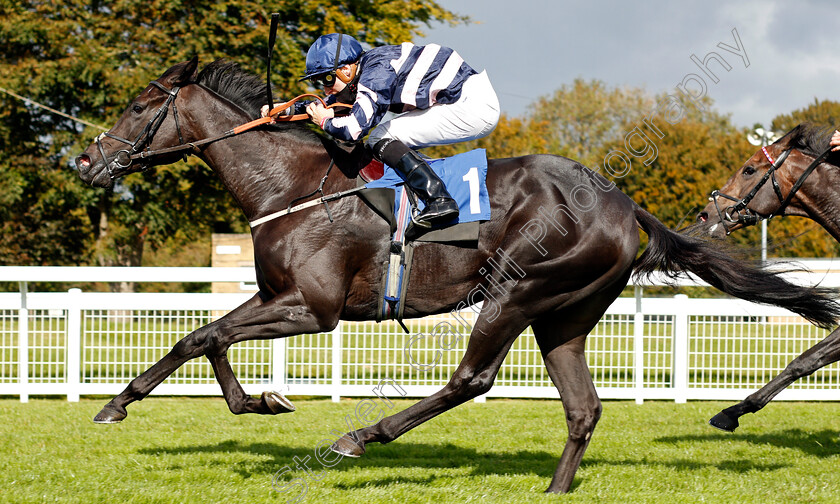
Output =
[{"x1": 366, "y1": 70, "x2": 500, "y2": 149}]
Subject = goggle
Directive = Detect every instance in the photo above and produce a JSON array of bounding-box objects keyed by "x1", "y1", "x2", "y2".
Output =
[{"x1": 309, "y1": 72, "x2": 337, "y2": 89}]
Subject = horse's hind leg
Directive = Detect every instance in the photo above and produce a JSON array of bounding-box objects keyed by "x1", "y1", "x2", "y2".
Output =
[
  {"x1": 332, "y1": 311, "x2": 528, "y2": 455},
  {"x1": 710, "y1": 325, "x2": 840, "y2": 432},
  {"x1": 532, "y1": 315, "x2": 602, "y2": 494}
]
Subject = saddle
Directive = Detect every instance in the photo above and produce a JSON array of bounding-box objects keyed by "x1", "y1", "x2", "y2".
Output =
[{"x1": 355, "y1": 149, "x2": 491, "y2": 329}]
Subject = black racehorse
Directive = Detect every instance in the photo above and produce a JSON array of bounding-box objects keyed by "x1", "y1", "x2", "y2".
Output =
[
  {"x1": 692, "y1": 123, "x2": 840, "y2": 432},
  {"x1": 75, "y1": 59, "x2": 840, "y2": 494}
]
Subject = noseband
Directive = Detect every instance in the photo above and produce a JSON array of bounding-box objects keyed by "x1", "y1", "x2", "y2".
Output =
[
  {"x1": 96, "y1": 81, "x2": 185, "y2": 179},
  {"x1": 709, "y1": 145, "x2": 831, "y2": 234}
]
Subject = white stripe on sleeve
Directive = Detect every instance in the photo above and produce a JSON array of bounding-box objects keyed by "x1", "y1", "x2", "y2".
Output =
[
  {"x1": 400, "y1": 44, "x2": 440, "y2": 107},
  {"x1": 357, "y1": 83, "x2": 378, "y2": 103},
  {"x1": 357, "y1": 94, "x2": 375, "y2": 121},
  {"x1": 389, "y1": 43, "x2": 413, "y2": 73},
  {"x1": 429, "y1": 51, "x2": 464, "y2": 104},
  {"x1": 330, "y1": 114, "x2": 364, "y2": 141},
  {"x1": 356, "y1": 84, "x2": 377, "y2": 121}
]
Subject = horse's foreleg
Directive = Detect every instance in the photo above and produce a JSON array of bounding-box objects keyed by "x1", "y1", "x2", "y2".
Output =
[
  {"x1": 205, "y1": 350, "x2": 296, "y2": 415},
  {"x1": 92, "y1": 312, "x2": 237, "y2": 424},
  {"x1": 710, "y1": 326, "x2": 840, "y2": 432},
  {"x1": 331, "y1": 313, "x2": 526, "y2": 456},
  {"x1": 94, "y1": 292, "x2": 329, "y2": 423}
]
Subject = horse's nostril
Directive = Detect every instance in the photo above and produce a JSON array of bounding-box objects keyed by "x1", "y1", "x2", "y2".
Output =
[
  {"x1": 77, "y1": 154, "x2": 91, "y2": 170},
  {"x1": 698, "y1": 212, "x2": 708, "y2": 223}
]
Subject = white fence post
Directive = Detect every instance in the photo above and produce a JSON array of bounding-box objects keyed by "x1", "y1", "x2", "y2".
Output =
[
  {"x1": 66, "y1": 288, "x2": 82, "y2": 402},
  {"x1": 272, "y1": 337, "x2": 286, "y2": 393},
  {"x1": 633, "y1": 286, "x2": 644, "y2": 405},
  {"x1": 331, "y1": 323, "x2": 342, "y2": 403},
  {"x1": 672, "y1": 294, "x2": 689, "y2": 403},
  {"x1": 18, "y1": 282, "x2": 28, "y2": 403}
]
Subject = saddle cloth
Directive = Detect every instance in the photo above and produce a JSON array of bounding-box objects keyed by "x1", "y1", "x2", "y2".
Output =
[
  {"x1": 364, "y1": 148, "x2": 491, "y2": 226},
  {"x1": 359, "y1": 148, "x2": 491, "y2": 325}
]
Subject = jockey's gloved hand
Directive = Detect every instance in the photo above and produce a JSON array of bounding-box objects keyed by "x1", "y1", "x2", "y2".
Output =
[{"x1": 260, "y1": 104, "x2": 293, "y2": 120}]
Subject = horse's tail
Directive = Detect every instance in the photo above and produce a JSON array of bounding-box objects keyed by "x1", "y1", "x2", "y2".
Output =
[{"x1": 632, "y1": 205, "x2": 840, "y2": 329}]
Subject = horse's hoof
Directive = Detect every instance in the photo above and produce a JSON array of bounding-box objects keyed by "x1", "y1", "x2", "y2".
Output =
[
  {"x1": 262, "y1": 391, "x2": 295, "y2": 414},
  {"x1": 330, "y1": 434, "x2": 365, "y2": 458},
  {"x1": 709, "y1": 411, "x2": 739, "y2": 432},
  {"x1": 93, "y1": 405, "x2": 127, "y2": 424}
]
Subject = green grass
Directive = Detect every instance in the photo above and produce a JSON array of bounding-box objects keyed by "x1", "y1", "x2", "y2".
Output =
[{"x1": 2, "y1": 397, "x2": 840, "y2": 503}]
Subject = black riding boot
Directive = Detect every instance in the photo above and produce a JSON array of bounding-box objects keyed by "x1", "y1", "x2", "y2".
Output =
[{"x1": 374, "y1": 139, "x2": 459, "y2": 226}]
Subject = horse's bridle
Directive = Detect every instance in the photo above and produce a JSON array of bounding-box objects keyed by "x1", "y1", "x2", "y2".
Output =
[
  {"x1": 93, "y1": 79, "x2": 351, "y2": 180},
  {"x1": 96, "y1": 80, "x2": 185, "y2": 179},
  {"x1": 709, "y1": 145, "x2": 832, "y2": 234}
]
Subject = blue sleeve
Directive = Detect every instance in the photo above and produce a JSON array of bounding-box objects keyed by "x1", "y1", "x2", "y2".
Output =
[
  {"x1": 285, "y1": 95, "x2": 334, "y2": 115},
  {"x1": 322, "y1": 58, "x2": 395, "y2": 142}
]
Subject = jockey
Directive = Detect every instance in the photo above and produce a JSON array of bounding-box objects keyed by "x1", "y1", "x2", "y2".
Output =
[{"x1": 268, "y1": 33, "x2": 500, "y2": 226}]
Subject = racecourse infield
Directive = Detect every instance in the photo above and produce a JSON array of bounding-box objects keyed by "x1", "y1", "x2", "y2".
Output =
[{"x1": 2, "y1": 397, "x2": 840, "y2": 503}]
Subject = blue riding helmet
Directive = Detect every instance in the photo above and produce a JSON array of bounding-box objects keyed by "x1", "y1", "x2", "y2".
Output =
[{"x1": 300, "y1": 33, "x2": 364, "y2": 81}]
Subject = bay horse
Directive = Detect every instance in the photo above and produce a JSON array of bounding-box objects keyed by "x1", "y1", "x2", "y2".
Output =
[
  {"x1": 74, "y1": 59, "x2": 840, "y2": 494},
  {"x1": 691, "y1": 123, "x2": 840, "y2": 432}
]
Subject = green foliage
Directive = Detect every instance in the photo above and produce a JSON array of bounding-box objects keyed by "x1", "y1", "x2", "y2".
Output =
[
  {"x1": 0, "y1": 0, "x2": 460, "y2": 286},
  {"x1": 771, "y1": 97, "x2": 840, "y2": 133},
  {"x1": 425, "y1": 112, "x2": 550, "y2": 159},
  {"x1": 431, "y1": 78, "x2": 837, "y2": 260},
  {"x1": 612, "y1": 100, "x2": 755, "y2": 229},
  {"x1": 2, "y1": 3, "x2": 837, "y2": 283},
  {"x1": 529, "y1": 78, "x2": 654, "y2": 167}
]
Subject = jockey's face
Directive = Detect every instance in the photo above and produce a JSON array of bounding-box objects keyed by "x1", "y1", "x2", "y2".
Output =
[
  {"x1": 324, "y1": 77, "x2": 346, "y2": 95},
  {"x1": 323, "y1": 65, "x2": 353, "y2": 95}
]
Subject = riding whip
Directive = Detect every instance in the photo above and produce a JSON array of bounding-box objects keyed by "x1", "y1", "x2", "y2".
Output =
[{"x1": 265, "y1": 12, "x2": 280, "y2": 110}]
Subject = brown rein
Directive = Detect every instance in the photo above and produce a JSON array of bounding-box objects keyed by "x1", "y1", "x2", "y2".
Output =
[
  {"x1": 233, "y1": 93, "x2": 352, "y2": 133},
  {"x1": 130, "y1": 92, "x2": 352, "y2": 162}
]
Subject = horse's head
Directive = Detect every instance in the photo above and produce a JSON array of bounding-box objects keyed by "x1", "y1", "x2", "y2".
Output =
[
  {"x1": 75, "y1": 57, "x2": 199, "y2": 188},
  {"x1": 692, "y1": 124, "x2": 835, "y2": 239}
]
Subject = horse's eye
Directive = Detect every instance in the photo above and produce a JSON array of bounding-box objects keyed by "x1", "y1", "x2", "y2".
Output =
[
  {"x1": 743, "y1": 166, "x2": 756, "y2": 176},
  {"x1": 132, "y1": 104, "x2": 143, "y2": 114}
]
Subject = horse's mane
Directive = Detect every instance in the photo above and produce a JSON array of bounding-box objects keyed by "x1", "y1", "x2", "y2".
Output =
[
  {"x1": 781, "y1": 122, "x2": 835, "y2": 159},
  {"x1": 192, "y1": 59, "x2": 269, "y2": 119},
  {"x1": 193, "y1": 59, "x2": 313, "y2": 139},
  {"x1": 189, "y1": 59, "x2": 359, "y2": 176}
]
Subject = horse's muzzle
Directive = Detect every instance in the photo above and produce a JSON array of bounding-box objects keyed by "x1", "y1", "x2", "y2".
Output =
[
  {"x1": 691, "y1": 212, "x2": 728, "y2": 239},
  {"x1": 76, "y1": 153, "x2": 91, "y2": 174},
  {"x1": 75, "y1": 153, "x2": 114, "y2": 188}
]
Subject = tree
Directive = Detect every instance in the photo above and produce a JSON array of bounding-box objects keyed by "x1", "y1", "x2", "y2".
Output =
[
  {"x1": 771, "y1": 98, "x2": 840, "y2": 133},
  {"x1": 427, "y1": 78, "x2": 654, "y2": 166},
  {"x1": 425, "y1": 113, "x2": 550, "y2": 159},
  {"x1": 528, "y1": 78, "x2": 654, "y2": 167},
  {"x1": 427, "y1": 79, "x2": 772, "y2": 257},
  {"x1": 0, "y1": 0, "x2": 462, "y2": 290},
  {"x1": 609, "y1": 97, "x2": 753, "y2": 227}
]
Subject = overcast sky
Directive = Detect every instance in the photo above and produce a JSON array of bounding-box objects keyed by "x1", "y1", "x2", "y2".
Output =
[{"x1": 418, "y1": 0, "x2": 840, "y2": 131}]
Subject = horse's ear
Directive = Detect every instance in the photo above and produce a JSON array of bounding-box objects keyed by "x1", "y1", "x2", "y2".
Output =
[{"x1": 171, "y1": 56, "x2": 199, "y2": 86}]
